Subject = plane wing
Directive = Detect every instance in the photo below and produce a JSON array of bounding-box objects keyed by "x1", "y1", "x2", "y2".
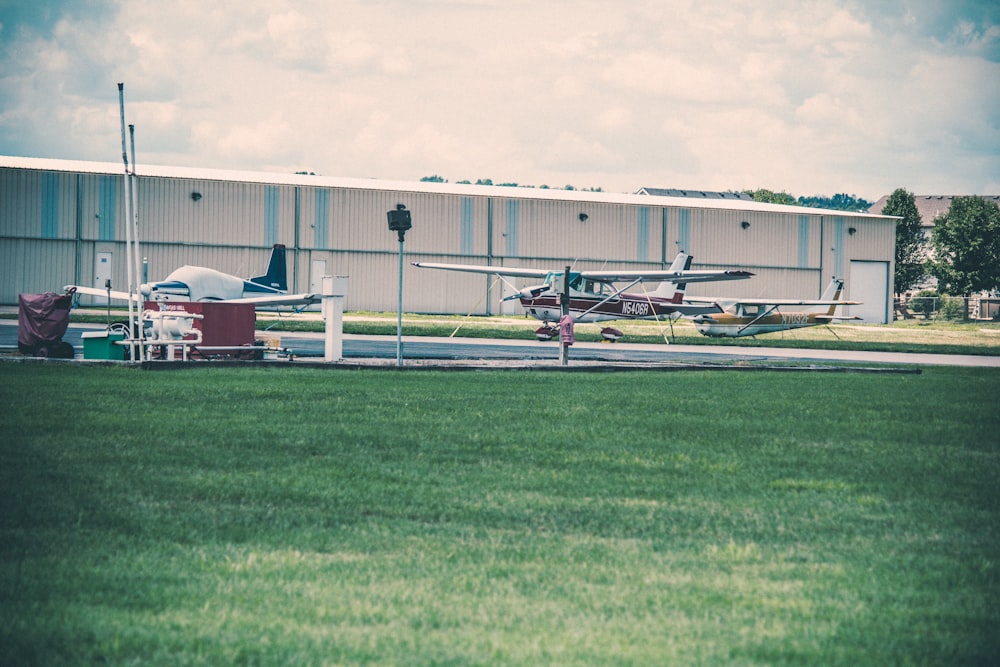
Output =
[
  {"x1": 733, "y1": 298, "x2": 861, "y2": 306},
  {"x1": 684, "y1": 296, "x2": 860, "y2": 306},
  {"x1": 66, "y1": 285, "x2": 141, "y2": 303},
  {"x1": 412, "y1": 262, "x2": 753, "y2": 284},
  {"x1": 412, "y1": 262, "x2": 552, "y2": 279},
  {"x1": 66, "y1": 285, "x2": 321, "y2": 308},
  {"x1": 226, "y1": 293, "x2": 321, "y2": 307}
]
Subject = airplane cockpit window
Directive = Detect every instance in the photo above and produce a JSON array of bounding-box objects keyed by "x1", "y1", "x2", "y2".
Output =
[{"x1": 544, "y1": 272, "x2": 584, "y2": 293}]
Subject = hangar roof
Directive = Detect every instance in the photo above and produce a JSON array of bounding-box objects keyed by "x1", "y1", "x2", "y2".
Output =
[
  {"x1": 635, "y1": 187, "x2": 753, "y2": 200},
  {"x1": 2, "y1": 155, "x2": 896, "y2": 220}
]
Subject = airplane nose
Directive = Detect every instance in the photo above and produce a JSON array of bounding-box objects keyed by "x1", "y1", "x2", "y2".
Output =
[{"x1": 140, "y1": 284, "x2": 152, "y2": 296}]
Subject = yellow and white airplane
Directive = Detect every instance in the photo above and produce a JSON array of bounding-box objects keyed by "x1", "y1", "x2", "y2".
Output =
[{"x1": 690, "y1": 277, "x2": 861, "y2": 337}]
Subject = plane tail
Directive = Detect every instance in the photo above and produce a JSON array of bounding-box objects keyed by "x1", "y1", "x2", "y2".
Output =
[
  {"x1": 250, "y1": 244, "x2": 288, "y2": 291},
  {"x1": 651, "y1": 251, "x2": 693, "y2": 303},
  {"x1": 822, "y1": 277, "x2": 845, "y2": 316}
]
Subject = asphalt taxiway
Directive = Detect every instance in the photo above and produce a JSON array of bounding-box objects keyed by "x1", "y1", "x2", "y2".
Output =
[{"x1": 3, "y1": 321, "x2": 997, "y2": 368}]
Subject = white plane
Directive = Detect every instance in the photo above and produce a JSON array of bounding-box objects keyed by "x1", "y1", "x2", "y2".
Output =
[
  {"x1": 68, "y1": 244, "x2": 320, "y2": 307},
  {"x1": 414, "y1": 252, "x2": 752, "y2": 326},
  {"x1": 690, "y1": 277, "x2": 861, "y2": 337}
]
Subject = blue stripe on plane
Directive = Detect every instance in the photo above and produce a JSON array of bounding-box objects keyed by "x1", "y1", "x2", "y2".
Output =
[{"x1": 242, "y1": 281, "x2": 284, "y2": 294}]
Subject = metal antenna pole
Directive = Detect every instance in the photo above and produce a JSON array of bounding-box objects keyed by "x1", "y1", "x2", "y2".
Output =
[{"x1": 117, "y1": 83, "x2": 139, "y2": 360}]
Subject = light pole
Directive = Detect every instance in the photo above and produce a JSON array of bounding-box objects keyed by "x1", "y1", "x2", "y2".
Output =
[{"x1": 386, "y1": 204, "x2": 412, "y2": 366}]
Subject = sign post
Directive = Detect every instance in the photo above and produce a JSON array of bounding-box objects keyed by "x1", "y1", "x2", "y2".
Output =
[
  {"x1": 559, "y1": 265, "x2": 572, "y2": 366},
  {"x1": 386, "y1": 205, "x2": 412, "y2": 367}
]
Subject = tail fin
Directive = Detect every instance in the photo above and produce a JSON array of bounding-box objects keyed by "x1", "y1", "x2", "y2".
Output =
[
  {"x1": 822, "y1": 277, "x2": 844, "y2": 316},
  {"x1": 250, "y1": 244, "x2": 288, "y2": 291},
  {"x1": 652, "y1": 251, "x2": 693, "y2": 302}
]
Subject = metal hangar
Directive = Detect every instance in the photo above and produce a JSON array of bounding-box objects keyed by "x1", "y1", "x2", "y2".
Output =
[{"x1": 0, "y1": 156, "x2": 898, "y2": 322}]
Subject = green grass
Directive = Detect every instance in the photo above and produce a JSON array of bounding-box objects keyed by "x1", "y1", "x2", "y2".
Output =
[{"x1": 1, "y1": 364, "x2": 998, "y2": 665}]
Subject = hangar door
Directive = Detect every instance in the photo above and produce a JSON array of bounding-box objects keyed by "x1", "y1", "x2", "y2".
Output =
[
  {"x1": 92, "y1": 251, "x2": 113, "y2": 305},
  {"x1": 850, "y1": 260, "x2": 890, "y2": 323}
]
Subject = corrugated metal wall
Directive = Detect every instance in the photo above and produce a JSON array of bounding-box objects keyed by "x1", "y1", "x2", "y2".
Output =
[{"x1": 0, "y1": 162, "x2": 897, "y2": 321}]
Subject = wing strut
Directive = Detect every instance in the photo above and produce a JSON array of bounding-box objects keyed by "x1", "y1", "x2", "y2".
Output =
[
  {"x1": 737, "y1": 305, "x2": 780, "y2": 336},
  {"x1": 639, "y1": 282, "x2": 676, "y2": 343},
  {"x1": 574, "y1": 278, "x2": 641, "y2": 321}
]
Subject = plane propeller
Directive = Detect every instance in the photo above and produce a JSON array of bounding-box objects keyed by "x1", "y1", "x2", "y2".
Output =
[{"x1": 503, "y1": 284, "x2": 550, "y2": 302}]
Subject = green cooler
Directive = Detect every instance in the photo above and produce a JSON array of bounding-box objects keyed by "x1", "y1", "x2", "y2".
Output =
[{"x1": 82, "y1": 331, "x2": 126, "y2": 360}]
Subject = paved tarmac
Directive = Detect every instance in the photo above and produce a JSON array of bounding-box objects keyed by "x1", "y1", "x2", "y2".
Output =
[{"x1": 2, "y1": 319, "x2": 998, "y2": 369}]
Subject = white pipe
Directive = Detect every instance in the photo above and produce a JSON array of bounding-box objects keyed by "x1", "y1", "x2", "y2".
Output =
[
  {"x1": 128, "y1": 123, "x2": 145, "y2": 357},
  {"x1": 117, "y1": 83, "x2": 140, "y2": 360}
]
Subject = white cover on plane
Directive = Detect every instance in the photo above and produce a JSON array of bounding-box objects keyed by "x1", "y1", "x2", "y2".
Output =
[{"x1": 161, "y1": 266, "x2": 245, "y2": 301}]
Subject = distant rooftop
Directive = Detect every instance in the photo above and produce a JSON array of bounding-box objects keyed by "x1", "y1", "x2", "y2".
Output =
[
  {"x1": 635, "y1": 187, "x2": 752, "y2": 200},
  {"x1": 869, "y1": 194, "x2": 1000, "y2": 227}
]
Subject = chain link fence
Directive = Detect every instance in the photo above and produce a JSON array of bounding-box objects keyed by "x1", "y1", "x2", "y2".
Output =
[{"x1": 895, "y1": 296, "x2": 1000, "y2": 321}]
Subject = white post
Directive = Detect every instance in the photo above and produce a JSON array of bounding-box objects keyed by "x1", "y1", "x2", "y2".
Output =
[
  {"x1": 118, "y1": 83, "x2": 139, "y2": 360},
  {"x1": 323, "y1": 275, "x2": 349, "y2": 362},
  {"x1": 128, "y1": 124, "x2": 146, "y2": 358}
]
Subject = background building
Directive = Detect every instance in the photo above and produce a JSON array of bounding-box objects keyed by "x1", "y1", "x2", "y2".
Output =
[
  {"x1": 2, "y1": 156, "x2": 898, "y2": 322},
  {"x1": 870, "y1": 193, "x2": 1000, "y2": 243}
]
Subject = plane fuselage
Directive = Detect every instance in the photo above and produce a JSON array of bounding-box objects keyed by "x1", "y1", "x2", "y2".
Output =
[
  {"x1": 693, "y1": 312, "x2": 826, "y2": 337},
  {"x1": 521, "y1": 291, "x2": 719, "y2": 323}
]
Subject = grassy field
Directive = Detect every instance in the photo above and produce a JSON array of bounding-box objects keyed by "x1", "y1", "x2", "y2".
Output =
[{"x1": 1, "y1": 363, "x2": 998, "y2": 665}]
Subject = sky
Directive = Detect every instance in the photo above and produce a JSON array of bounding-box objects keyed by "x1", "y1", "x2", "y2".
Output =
[{"x1": 1, "y1": 0, "x2": 998, "y2": 202}]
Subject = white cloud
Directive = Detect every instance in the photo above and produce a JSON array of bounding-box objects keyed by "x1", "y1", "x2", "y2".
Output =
[
  {"x1": 193, "y1": 113, "x2": 295, "y2": 161},
  {"x1": 0, "y1": 0, "x2": 996, "y2": 198}
]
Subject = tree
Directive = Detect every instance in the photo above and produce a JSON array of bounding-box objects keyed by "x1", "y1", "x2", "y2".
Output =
[
  {"x1": 880, "y1": 188, "x2": 927, "y2": 295},
  {"x1": 744, "y1": 188, "x2": 796, "y2": 205},
  {"x1": 799, "y1": 193, "x2": 873, "y2": 212},
  {"x1": 927, "y1": 196, "x2": 1000, "y2": 295},
  {"x1": 420, "y1": 175, "x2": 447, "y2": 183}
]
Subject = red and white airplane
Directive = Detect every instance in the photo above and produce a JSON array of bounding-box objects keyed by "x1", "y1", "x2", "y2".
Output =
[
  {"x1": 413, "y1": 252, "x2": 752, "y2": 334},
  {"x1": 690, "y1": 277, "x2": 860, "y2": 337}
]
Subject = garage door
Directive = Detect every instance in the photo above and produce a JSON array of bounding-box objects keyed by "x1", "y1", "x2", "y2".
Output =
[{"x1": 849, "y1": 260, "x2": 889, "y2": 323}]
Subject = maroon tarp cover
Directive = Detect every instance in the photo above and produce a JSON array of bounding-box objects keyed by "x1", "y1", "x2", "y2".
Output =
[{"x1": 18, "y1": 290, "x2": 75, "y2": 351}]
